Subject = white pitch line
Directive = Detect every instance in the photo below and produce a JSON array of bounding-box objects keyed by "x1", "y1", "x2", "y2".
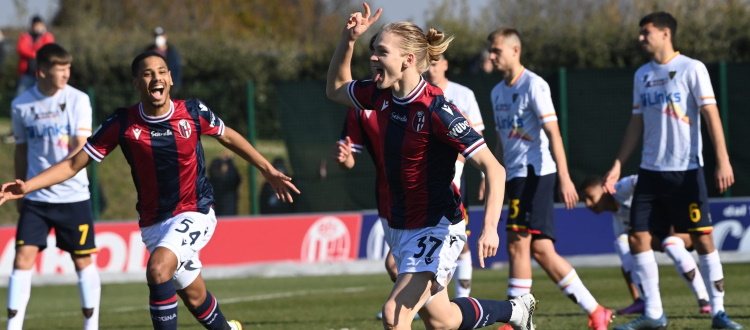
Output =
[{"x1": 2, "y1": 286, "x2": 367, "y2": 321}]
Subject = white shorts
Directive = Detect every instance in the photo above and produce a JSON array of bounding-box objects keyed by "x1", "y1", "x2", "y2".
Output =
[
  {"x1": 140, "y1": 209, "x2": 217, "y2": 290},
  {"x1": 384, "y1": 217, "x2": 467, "y2": 292}
]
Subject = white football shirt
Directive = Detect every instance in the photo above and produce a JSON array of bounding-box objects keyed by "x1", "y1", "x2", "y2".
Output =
[
  {"x1": 632, "y1": 52, "x2": 716, "y2": 171},
  {"x1": 12, "y1": 84, "x2": 92, "y2": 203},
  {"x1": 491, "y1": 69, "x2": 558, "y2": 180},
  {"x1": 611, "y1": 175, "x2": 637, "y2": 236},
  {"x1": 444, "y1": 81, "x2": 485, "y2": 184}
]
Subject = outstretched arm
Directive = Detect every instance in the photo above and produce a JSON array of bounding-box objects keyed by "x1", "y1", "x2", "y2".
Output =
[
  {"x1": 603, "y1": 113, "x2": 643, "y2": 194},
  {"x1": 215, "y1": 127, "x2": 300, "y2": 202},
  {"x1": 701, "y1": 104, "x2": 734, "y2": 193},
  {"x1": 326, "y1": 2, "x2": 382, "y2": 106},
  {"x1": 1, "y1": 149, "x2": 92, "y2": 205},
  {"x1": 466, "y1": 147, "x2": 506, "y2": 268}
]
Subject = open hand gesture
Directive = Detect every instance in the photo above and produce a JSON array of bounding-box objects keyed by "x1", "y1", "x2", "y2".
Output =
[
  {"x1": 0, "y1": 179, "x2": 28, "y2": 206},
  {"x1": 261, "y1": 168, "x2": 301, "y2": 203}
]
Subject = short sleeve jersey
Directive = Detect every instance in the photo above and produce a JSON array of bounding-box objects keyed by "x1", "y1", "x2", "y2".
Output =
[
  {"x1": 346, "y1": 78, "x2": 487, "y2": 229},
  {"x1": 444, "y1": 81, "x2": 485, "y2": 132},
  {"x1": 611, "y1": 175, "x2": 638, "y2": 227},
  {"x1": 491, "y1": 69, "x2": 557, "y2": 180},
  {"x1": 632, "y1": 53, "x2": 716, "y2": 171},
  {"x1": 11, "y1": 85, "x2": 92, "y2": 203},
  {"x1": 84, "y1": 99, "x2": 225, "y2": 227}
]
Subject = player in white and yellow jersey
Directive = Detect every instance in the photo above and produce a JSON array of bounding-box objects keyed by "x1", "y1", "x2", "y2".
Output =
[
  {"x1": 580, "y1": 175, "x2": 711, "y2": 316},
  {"x1": 488, "y1": 28, "x2": 613, "y2": 330},
  {"x1": 604, "y1": 12, "x2": 742, "y2": 330},
  {"x1": 8, "y1": 43, "x2": 100, "y2": 330}
]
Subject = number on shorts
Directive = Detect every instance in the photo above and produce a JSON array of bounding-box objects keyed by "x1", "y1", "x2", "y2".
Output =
[
  {"x1": 508, "y1": 199, "x2": 521, "y2": 219},
  {"x1": 689, "y1": 203, "x2": 701, "y2": 223},
  {"x1": 413, "y1": 236, "x2": 442, "y2": 258},
  {"x1": 188, "y1": 231, "x2": 201, "y2": 245},
  {"x1": 175, "y1": 219, "x2": 194, "y2": 233},
  {"x1": 78, "y1": 224, "x2": 89, "y2": 245}
]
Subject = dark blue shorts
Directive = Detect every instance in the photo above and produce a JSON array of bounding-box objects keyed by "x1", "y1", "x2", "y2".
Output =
[
  {"x1": 16, "y1": 200, "x2": 97, "y2": 255},
  {"x1": 504, "y1": 166, "x2": 557, "y2": 241},
  {"x1": 630, "y1": 168, "x2": 713, "y2": 237}
]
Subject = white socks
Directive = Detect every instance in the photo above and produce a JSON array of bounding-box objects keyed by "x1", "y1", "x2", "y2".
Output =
[
  {"x1": 699, "y1": 250, "x2": 725, "y2": 317},
  {"x1": 454, "y1": 252, "x2": 472, "y2": 298},
  {"x1": 661, "y1": 236, "x2": 709, "y2": 303},
  {"x1": 78, "y1": 264, "x2": 101, "y2": 330},
  {"x1": 556, "y1": 269, "x2": 598, "y2": 314},
  {"x1": 633, "y1": 250, "x2": 663, "y2": 318},
  {"x1": 7, "y1": 269, "x2": 33, "y2": 330},
  {"x1": 507, "y1": 278, "x2": 532, "y2": 298}
]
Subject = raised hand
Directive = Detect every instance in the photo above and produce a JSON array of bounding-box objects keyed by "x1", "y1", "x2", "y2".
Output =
[
  {"x1": 333, "y1": 136, "x2": 353, "y2": 164},
  {"x1": 343, "y1": 2, "x2": 382, "y2": 42}
]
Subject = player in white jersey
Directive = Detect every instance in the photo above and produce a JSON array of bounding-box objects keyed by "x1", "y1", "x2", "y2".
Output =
[
  {"x1": 8, "y1": 43, "x2": 101, "y2": 330},
  {"x1": 604, "y1": 12, "x2": 742, "y2": 330},
  {"x1": 580, "y1": 175, "x2": 711, "y2": 315},
  {"x1": 487, "y1": 28, "x2": 613, "y2": 330}
]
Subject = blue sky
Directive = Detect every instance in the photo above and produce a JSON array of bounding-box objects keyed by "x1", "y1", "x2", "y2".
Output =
[{"x1": 366, "y1": 0, "x2": 491, "y2": 29}]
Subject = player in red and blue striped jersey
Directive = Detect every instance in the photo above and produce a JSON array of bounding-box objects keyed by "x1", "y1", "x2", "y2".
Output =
[
  {"x1": 327, "y1": 3, "x2": 535, "y2": 330},
  {"x1": 0, "y1": 52, "x2": 299, "y2": 330}
]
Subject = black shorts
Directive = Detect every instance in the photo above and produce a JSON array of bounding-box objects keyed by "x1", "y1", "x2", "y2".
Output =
[
  {"x1": 16, "y1": 200, "x2": 97, "y2": 255},
  {"x1": 504, "y1": 166, "x2": 557, "y2": 240},
  {"x1": 630, "y1": 168, "x2": 713, "y2": 237}
]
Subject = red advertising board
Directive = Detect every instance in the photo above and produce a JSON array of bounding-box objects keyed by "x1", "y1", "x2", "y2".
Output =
[{"x1": 0, "y1": 213, "x2": 362, "y2": 276}]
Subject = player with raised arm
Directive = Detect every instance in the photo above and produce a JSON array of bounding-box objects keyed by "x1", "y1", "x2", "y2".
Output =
[
  {"x1": 580, "y1": 175, "x2": 711, "y2": 315},
  {"x1": 487, "y1": 28, "x2": 613, "y2": 330},
  {"x1": 327, "y1": 3, "x2": 535, "y2": 330},
  {"x1": 7, "y1": 43, "x2": 101, "y2": 330},
  {"x1": 604, "y1": 12, "x2": 742, "y2": 330},
  {"x1": 1, "y1": 52, "x2": 299, "y2": 330}
]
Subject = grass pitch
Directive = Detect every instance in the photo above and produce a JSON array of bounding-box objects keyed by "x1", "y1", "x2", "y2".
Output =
[{"x1": 6, "y1": 263, "x2": 750, "y2": 329}]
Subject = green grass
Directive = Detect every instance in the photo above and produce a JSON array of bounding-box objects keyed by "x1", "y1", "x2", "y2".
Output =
[
  {"x1": 0, "y1": 118, "x2": 288, "y2": 223},
  {"x1": 7, "y1": 264, "x2": 750, "y2": 329}
]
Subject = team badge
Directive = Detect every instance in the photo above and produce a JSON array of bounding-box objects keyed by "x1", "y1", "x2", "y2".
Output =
[
  {"x1": 512, "y1": 93, "x2": 519, "y2": 103},
  {"x1": 178, "y1": 119, "x2": 192, "y2": 138},
  {"x1": 60, "y1": 103, "x2": 66, "y2": 112},
  {"x1": 413, "y1": 111, "x2": 425, "y2": 131},
  {"x1": 669, "y1": 71, "x2": 676, "y2": 80}
]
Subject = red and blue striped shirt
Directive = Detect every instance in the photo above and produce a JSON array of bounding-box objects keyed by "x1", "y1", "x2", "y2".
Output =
[
  {"x1": 345, "y1": 78, "x2": 486, "y2": 229},
  {"x1": 84, "y1": 99, "x2": 225, "y2": 227}
]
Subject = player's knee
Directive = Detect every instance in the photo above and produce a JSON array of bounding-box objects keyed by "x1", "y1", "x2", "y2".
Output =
[
  {"x1": 13, "y1": 247, "x2": 39, "y2": 270},
  {"x1": 146, "y1": 259, "x2": 176, "y2": 284},
  {"x1": 382, "y1": 300, "x2": 416, "y2": 329}
]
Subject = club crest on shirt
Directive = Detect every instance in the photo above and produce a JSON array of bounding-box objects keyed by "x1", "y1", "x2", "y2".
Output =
[
  {"x1": 412, "y1": 110, "x2": 425, "y2": 132},
  {"x1": 59, "y1": 103, "x2": 66, "y2": 112},
  {"x1": 669, "y1": 71, "x2": 676, "y2": 80},
  {"x1": 178, "y1": 119, "x2": 192, "y2": 138},
  {"x1": 512, "y1": 93, "x2": 519, "y2": 103}
]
